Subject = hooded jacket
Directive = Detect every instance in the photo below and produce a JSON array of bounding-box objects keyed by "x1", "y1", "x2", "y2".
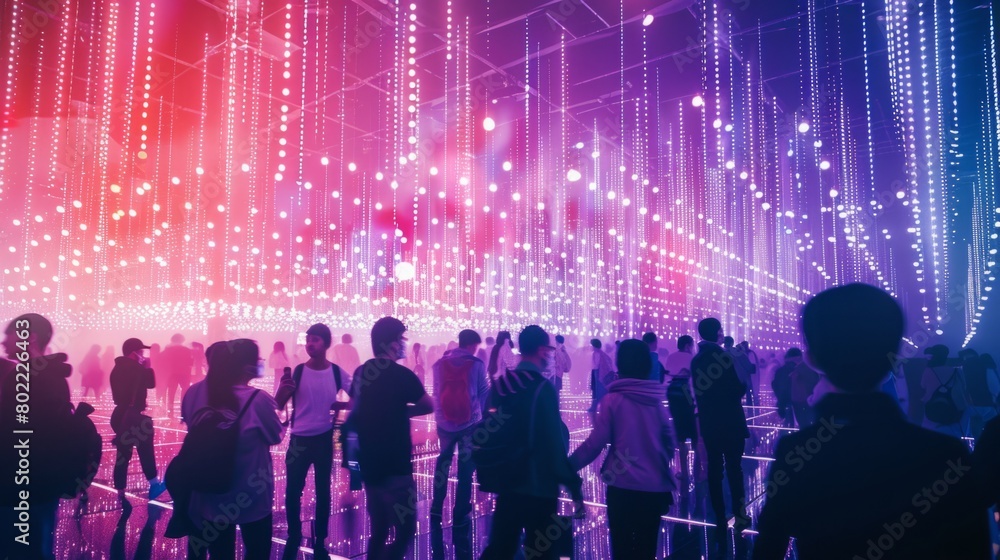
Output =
[
  {"x1": 570, "y1": 377, "x2": 677, "y2": 493},
  {"x1": 490, "y1": 360, "x2": 582, "y2": 499}
]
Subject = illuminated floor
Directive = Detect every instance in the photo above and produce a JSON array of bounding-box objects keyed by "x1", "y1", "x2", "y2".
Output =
[{"x1": 54, "y1": 387, "x2": 792, "y2": 559}]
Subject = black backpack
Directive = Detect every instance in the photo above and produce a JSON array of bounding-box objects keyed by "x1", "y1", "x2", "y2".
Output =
[
  {"x1": 924, "y1": 369, "x2": 962, "y2": 425},
  {"x1": 166, "y1": 390, "x2": 260, "y2": 494},
  {"x1": 47, "y1": 402, "x2": 102, "y2": 499},
  {"x1": 471, "y1": 379, "x2": 547, "y2": 493}
]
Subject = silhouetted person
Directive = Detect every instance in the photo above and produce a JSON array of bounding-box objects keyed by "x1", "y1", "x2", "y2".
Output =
[
  {"x1": 665, "y1": 335, "x2": 698, "y2": 478},
  {"x1": 480, "y1": 325, "x2": 584, "y2": 560},
  {"x1": 570, "y1": 339, "x2": 676, "y2": 560},
  {"x1": 0, "y1": 314, "x2": 73, "y2": 560},
  {"x1": 771, "y1": 349, "x2": 801, "y2": 427},
  {"x1": 268, "y1": 341, "x2": 289, "y2": 395},
  {"x1": 790, "y1": 358, "x2": 820, "y2": 427},
  {"x1": 351, "y1": 317, "x2": 434, "y2": 560},
  {"x1": 332, "y1": 333, "x2": 362, "y2": 380},
  {"x1": 641, "y1": 332, "x2": 666, "y2": 382},
  {"x1": 159, "y1": 333, "x2": 193, "y2": 418},
  {"x1": 960, "y1": 349, "x2": 996, "y2": 438},
  {"x1": 550, "y1": 334, "x2": 572, "y2": 394},
  {"x1": 80, "y1": 344, "x2": 104, "y2": 397},
  {"x1": 488, "y1": 331, "x2": 517, "y2": 381},
  {"x1": 477, "y1": 336, "x2": 495, "y2": 363},
  {"x1": 754, "y1": 283, "x2": 990, "y2": 559},
  {"x1": 740, "y1": 341, "x2": 759, "y2": 406},
  {"x1": 430, "y1": 329, "x2": 488, "y2": 560},
  {"x1": 921, "y1": 344, "x2": 970, "y2": 437},
  {"x1": 691, "y1": 318, "x2": 750, "y2": 543},
  {"x1": 589, "y1": 339, "x2": 615, "y2": 417},
  {"x1": 109, "y1": 338, "x2": 165, "y2": 501},
  {"x1": 183, "y1": 339, "x2": 283, "y2": 560}
]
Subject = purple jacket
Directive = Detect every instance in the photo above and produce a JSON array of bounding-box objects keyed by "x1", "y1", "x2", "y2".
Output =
[{"x1": 569, "y1": 378, "x2": 677, "y2": 493}]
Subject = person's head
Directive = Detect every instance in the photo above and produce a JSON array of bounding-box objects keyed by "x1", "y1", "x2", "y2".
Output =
[
  {"x1": 555, "y1": 334, "x2": 565, "y2": 345},
  {"x1": 495, "y1": 331, "x2": 511, "y2": 348},
  {"x1": 273, "y1": 341, "x2": 285, "y2": 353},
  {"x1": 740, "y1": 341, "x2": 750, "y2": 351},
  {"x1": 924, "y1": 344, "x2": 949, "y2": 367},
  {"x1": 88, "y1": 344, "x2": 101, "y2": 355},
  {"x1": 591, "y1": 338, "x2": 602, "y2": 350},
  {"x1": 206, "y1": 339, "x2": 260, "y2": 410},
  {"x1": 4, "y1": 314, "x2": 54, "y2": 359},
  {"x1": 958, "y1": 348, "x2": 978, "y2": 363},
  {"x1": 698, "y1": 318, "x2": 723, "y2": 343},
  {"x1": 784, "y1": 347, "x2": 803, "y2": 363},
  {"x1": 122, "y1": 337, "x2": 151, "y2": 362},
  {"x1": 641, "y1": 332, "x2": 657, "y2": 350},
  {"x1": 616, "y1": 339, "x2": 653, "y2": 379},
  {"x1": 171, "y1": 333, "x2": 184, "y2": 345},
  {"x1": 305, "y1": 323, "x2": 332, "y2": 359},
  {"x1": 342, "y1": 333, "x2": 353, "y2": 344},
  {"x1": 458, "y1": 329, "x2": 482, "y2": 351},
  {"x1": 723, "y1": 336, "x2": 735, "y2": 349},
  {"x1": 518, "y1": 325, "x2": 554, "y2": 367},
  {"x1": 677, "y1": 335, "x2": 694, "y2": 353},
  {"x1": 802, "y1": 283, "x2": 904, "y2": 393},
  {"x1": 192, "y1": 341, "x2": 204, "y2": 353},
  {"x1": 413, "y1": 342, "x2": 422, "y2": 355},
  {"x1": 485, "y1": 336, "x2": 495, "y2": 346},
  {"x1": 372, "y1": 316, "x2": 407, "y2": 360}
]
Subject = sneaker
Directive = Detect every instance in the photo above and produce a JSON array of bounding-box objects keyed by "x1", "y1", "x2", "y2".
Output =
[{"x1": 148, "y1": 478, "x2": 167, "y2": 500}]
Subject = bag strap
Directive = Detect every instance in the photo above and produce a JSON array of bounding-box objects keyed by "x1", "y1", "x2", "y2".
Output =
[
  {"x1": 289, "y1": 364, "x2": 305, "y2": 428},
  {"x1": 235, "y1": 390, "x2": 261, "y2": 423},
  {"x1": 333, "y1": 364, "x2": 343, "y2": 393},
  {"x1": 526, "y1": 376, "x2": 548, "y2": 451}
]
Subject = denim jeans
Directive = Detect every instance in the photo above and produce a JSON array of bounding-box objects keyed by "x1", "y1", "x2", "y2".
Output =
[{"x1": 430, "y1": 426, "x2": 475, "y2": 522}]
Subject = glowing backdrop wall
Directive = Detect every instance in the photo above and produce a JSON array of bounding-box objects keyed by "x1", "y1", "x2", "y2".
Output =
[{"x1": 0, "y1": 0, "x2": 997, "y2": 349}]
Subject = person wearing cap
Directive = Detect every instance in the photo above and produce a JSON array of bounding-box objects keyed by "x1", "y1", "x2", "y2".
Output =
[
  {"x1": 110, "y1": 337, "x2": 166, "y2": 501},
  {"x1": 754, "y1": 284, "x2": 989, "y2": 559},
  {"x1": 480, "y1": 325, "x2": 584, "y2": 560},
  {"x1": 274, "y1": 323, "x2": 349, "y2": 560}
]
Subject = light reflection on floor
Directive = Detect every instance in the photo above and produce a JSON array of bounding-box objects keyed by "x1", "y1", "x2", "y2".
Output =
[{"x1": 54, "y1": 389, "x2": 797, "y2": 559}]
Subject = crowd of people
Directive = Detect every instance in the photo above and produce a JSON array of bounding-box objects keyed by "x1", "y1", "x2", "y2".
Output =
[{"x1": 0, "y1": 283, "x2": 998, "y2": 559}]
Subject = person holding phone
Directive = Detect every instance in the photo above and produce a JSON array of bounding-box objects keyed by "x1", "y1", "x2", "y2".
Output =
[{"x1": 274, "y1": 324, "x2": 349, "y2": 560}]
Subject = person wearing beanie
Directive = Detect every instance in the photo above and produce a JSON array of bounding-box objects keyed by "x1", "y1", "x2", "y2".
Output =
[{"x1": 754, "y1": 284, "x2": 989, "y2": 559}]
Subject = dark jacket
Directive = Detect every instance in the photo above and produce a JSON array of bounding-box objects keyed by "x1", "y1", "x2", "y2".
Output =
[
  {"x1": 974, "y1": 414, "x2": 1000, "y2": 509},
  {"x1": 110, "y1": 357, "x2": 155, "y2": 411},
  {"x1": 691, "y1": 341, "x2": 748, "y2": 442},
  {"x1": 492, "y1": 360, "x2": 582, "y2": 499},
  {"x1": 754, "y1": 392, "x2": 989, "y2": 560}
]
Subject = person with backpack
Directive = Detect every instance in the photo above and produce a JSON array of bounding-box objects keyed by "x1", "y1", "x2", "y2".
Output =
[
  {"x1": 429, "y1": 329, "x2": 489, "y2": 560},
  {"x1": 350, "y1": 317, "x2": 434, "y2": 560},
  {"x1": 920, "y1": 344, "x2": 971, "y2": 437},
  {"x1": 179, "y1": 339, "x2": 283, "y2": 560},
  {"x1": 478, "y1": 325, "x2": 585, "y2": 560},
  {"x1": 0, "y1": 314, "x2": 100, "y2": 560},
  {"x1": 570, "y1": 339, "x2": 676, "y2": 560},
  {"x1": 109, "y1": 337, "x2": 166, "y2": 502},
  {"x1": 273, "y1": 323, "x2": 348, "y2": 560}
]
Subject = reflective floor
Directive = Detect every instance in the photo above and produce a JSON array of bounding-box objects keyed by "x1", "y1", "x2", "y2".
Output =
[{"x1": 55, "y1": 385, "x2": 798, "y2": 559}]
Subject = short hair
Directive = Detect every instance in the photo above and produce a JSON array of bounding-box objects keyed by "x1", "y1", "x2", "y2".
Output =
[
  {"x1": 371, "y1": 316, "x2": 406, "y2": 356},
  {"x1": 641, "y1": 332, "x2": 657, "y2": 344},
  {"x1": 485, "y1": 336, "x2": 495, "y2": 345},
  {"x1": 802, "y1": 283, "x2": 904, "y2": 392},
  {"x1": 458, "y1": 329, "x2": 482, "y2": 347},
  {"x1": 306, "y1": 323, "x2": 332, "y2": 348},
  {"x1": 171, "y1": 333, "x2": 185, "y2": 344},
  {"x1": 590, "y1": 338, "x2": 602, "y2": 349},
  {"x1": 555, "y1": 335, "x2": 565, "y2": 344},
  {"x1": 6, "y1": 313, "x2": 53, "y2": 351},
  {"x1": 342, "y1": 333, "x2": 353, "y2": 344},
  {"x1": 677, "y1": 335, "x2": 694, "y2": 351},
  {"x1": 518, "y1": 325, "x2": 550, "y2": 356},
  {"x1": 785, "y1": 347, "x2": 803, "y2": 359},
  {"x1": 698, "y1": 318, "x2": 722, "y2": 342},
  {"x1": 723, "y1": 336, "x2": 735, "y2": 348},
  {"x1": 617, "y1": 339, "x2": 652, "y2": 379}
]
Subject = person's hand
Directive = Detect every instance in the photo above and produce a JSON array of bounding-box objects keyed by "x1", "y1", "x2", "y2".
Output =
[
  {"x1": 278, "y1": 374, "x2": 296, "y2": 393},
  {"x1": 572, "y1": 498, "x2": 586, "y2": 519}
]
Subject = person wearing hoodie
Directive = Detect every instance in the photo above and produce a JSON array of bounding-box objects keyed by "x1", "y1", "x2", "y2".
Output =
[
  {"x1": 570, "y1": 339, "x2": 676, "y2": 560},
  {"x1": 109, "y1": 337, "x2": 166, "y2": 502},
  {"x1": 430, "y1": 329, "x2": 489, "y2": 560},
  {"x1": 480, "y1": 325, "x2": 585, "y2": 560},
  {"x1": 0, "y1": 314, "x2": 75, "y2": 560}
]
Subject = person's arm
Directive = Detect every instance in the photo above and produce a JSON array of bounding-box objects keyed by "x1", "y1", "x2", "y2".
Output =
[
  {"x1": 569, "y1": 399, "x2": 612, "y2": 470},
  {"x1": 254, "y1": 392, "x2": 286, "y2": 444},
  {"x1": 274, "y1": 367, "x2": 296, "y2": 408},
  {"x1": 143, "y1": 366, "x2": 156, "y2": 389},
  {"x1": 536, "y1": 384, "x2": 583, "y2": 497},
  {"x1": 752, "y1": 438, "x2": 795, "y2": 560},
  {"x1": 476, "y1": 361, "x2": 491, "y2": 415},
  {"x1": 409, "y1": 393, "x2": 434, "y2": 417}
]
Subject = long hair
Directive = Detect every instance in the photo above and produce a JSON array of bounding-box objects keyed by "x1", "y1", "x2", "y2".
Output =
[
  {"x1": 488, "y1": 331, "x2": 511, "y2": 375},
  {"x1": 205, "y1": 339, "x2": 258, "y2": 411}
]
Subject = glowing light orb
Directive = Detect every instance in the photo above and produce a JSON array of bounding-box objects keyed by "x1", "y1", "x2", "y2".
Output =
[
  {"x1": 567, "y1": 169, "x2": 582, "y2": 182},
  {"x1": 394, "y1": 261, "x2": 416, "y2": 281},
  {"x1": 692, "y1": 95, "x2": 704, "y2": 108},
  {"x1": 642, "y1": 14, "x2": 654, "y2": 26},
  {"x1": 430, "y1": 167, "x2": 439, "y2": 175},
  {"x1": 321, "y1": 156, "x2": 330, "y2": 165},
  {"x1": 819, "y1": 161, "x2": 831, "y2": 170},
  {"x1": 483, "y1": 117, "x2": 496, "y2": 131},
  {"x1": 348, "y1": 162, "x2": 357, "y2": 172},
  {"x1": 798, "y1": 122, "x2": 811, "y2": 133},
  {"x1": 502, "y1": 161, "x2": 512, "y2": 172}
]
